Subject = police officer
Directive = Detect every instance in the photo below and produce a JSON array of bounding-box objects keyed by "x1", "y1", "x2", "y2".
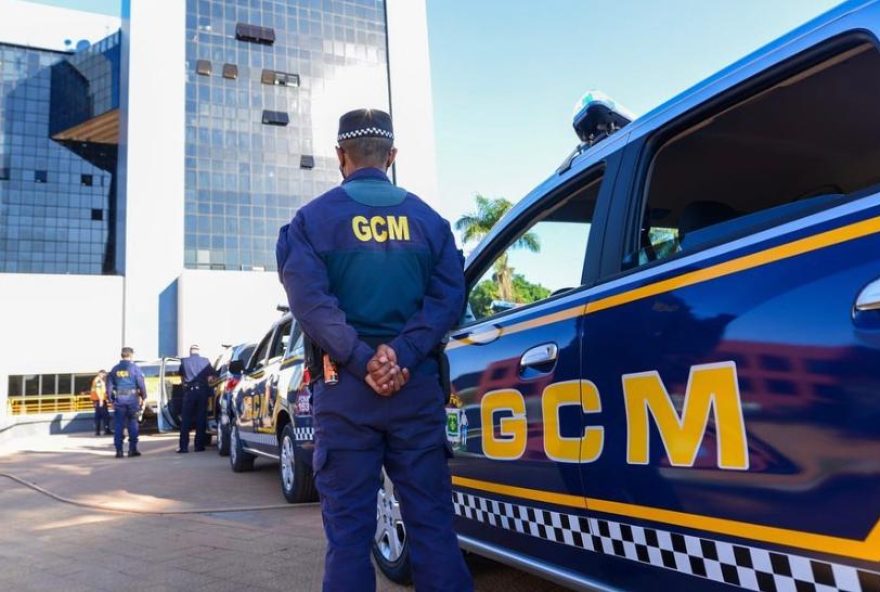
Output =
[
  {"x1": 107, "y1": 347, "x2": 147, "y2": 458},
  {"x1": 177, "y1": 344, "x2": 218, "y2": 453},
  {"x1": 277, "y1": 109, "x2": 473, "y2": 592},
  {"x1": 90, "y1": 369, "x2": 111, "y2": 436}
]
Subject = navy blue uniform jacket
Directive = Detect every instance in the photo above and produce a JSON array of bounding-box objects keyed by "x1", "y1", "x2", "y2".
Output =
[
  {"x1": 181, "y1": 355, "x2": 216, "y2": 387},
  {"x1": 276, "y1": 167, "x2": 465, "y2": 378},
  {"x1": 107, "y1": 360, "x2": 147, "y2": 396}
]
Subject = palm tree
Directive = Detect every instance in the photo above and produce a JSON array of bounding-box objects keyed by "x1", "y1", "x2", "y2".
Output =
[{"x1": 455, "y1": 195, "x2": 540, "y2": 302}]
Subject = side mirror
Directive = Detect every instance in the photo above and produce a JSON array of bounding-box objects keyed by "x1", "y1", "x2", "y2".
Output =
[
  {"x1": 229, "y1": 360, "x2": 244, "y2": 375},
  {"x1": 490, "y1": 299, "x2": 516, "y2": 314}
]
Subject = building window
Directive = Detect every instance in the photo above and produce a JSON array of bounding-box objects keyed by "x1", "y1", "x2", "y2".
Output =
[
  {"x1": 91, "y1": 209, "x2": 103, "y2": 221},
  {"x1": 235, "y1": 23, "x2": 275, "y2": 45},
  {"x1": 81, "y1": 174, "x2": 93, "y2": 186},
  {"x1": 262, "y1": 110, "x2": 289, "y2": 126},
  {"x1": 34, "y1": 170, "x2": 47, "y2": 183},
  {"x1": 222, "y1": 63, "x2": 238, "y2": 80},
  {"x1": 196, "y1": 59, "x2": 212, "y2": 76},
  {"x1": 0, "y1": 167, "x2": 9, "y2": 181},
  {"x1": 261, "y1": 69, "x2": 299, "y2": 87},
  {"x1": 8, "y1": 376, "x2": 21, "y2": 397},
  {"x1": 300, "y1": 155, "x2": 315, "y2": 169}
]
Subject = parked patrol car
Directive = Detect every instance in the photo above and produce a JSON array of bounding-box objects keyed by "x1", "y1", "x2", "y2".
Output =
[
  {"x1": 229, "y1": 312, "x2": 316, "y2": 503},
  {"x1": 374, "y1": 2, "x2": 880, "y2": 590},
  {"x1": 212, "y1": 342, "x2": 255, "y2": 456}
]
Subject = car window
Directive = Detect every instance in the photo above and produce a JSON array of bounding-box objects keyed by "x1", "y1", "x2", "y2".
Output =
[
  {"x1": 250, "y1": 331, "x2": 272, "y2": 370},
  {"x1": 627, "y1": 41, "x2": 880, "y2": 269},
  {"x1": 269, "y1": 319, "x2": 293, "y2": 360},
  {"x1": 467, "y1": 175, "x2": 602, "y2": 323},
  {"x1": 286, "y1": 323, "x2": 304, "y2": 357}
]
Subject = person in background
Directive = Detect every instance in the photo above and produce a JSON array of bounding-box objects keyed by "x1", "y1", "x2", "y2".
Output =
[
  {"x1": 107, "y1": 347, "x2": 147, "y2": 459},
  {"x1": 89, "y1": 370, "x2": 111, "y2": 436},
  {"x1": 177, "y1": 344, "x2": 218, "y2": 453}
]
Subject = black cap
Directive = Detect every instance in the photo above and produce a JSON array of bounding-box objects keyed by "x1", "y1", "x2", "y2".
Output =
[{"x1": 337, "y1": 108, "x2": 394, "y2": 143}]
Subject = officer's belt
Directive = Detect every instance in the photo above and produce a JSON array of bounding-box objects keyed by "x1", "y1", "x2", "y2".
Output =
[{"x1": 116, "y1": 388, "x2": 138, "y2": 397}]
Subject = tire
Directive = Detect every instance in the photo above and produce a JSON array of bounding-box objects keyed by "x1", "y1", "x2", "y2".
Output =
[
  {"x1": 229, "y1": 424, "x2": 255, "y2": 472},
  {"x1": 217, "y1": 420, "x2": 231, "y2": 456},
  {"x1": 279, "y1": 424, "x2": 317, "y2": 503},
  {"x1": 372, "y1": 470, "x2": 412, "y2": 585}
]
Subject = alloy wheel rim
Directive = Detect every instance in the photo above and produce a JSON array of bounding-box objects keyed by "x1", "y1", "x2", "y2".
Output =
[
  {"x1": 281, "y1": 435, "x2": 294, "y2": 491},
  {"x1": 374, "y1": 471, "x2": 406, "y2": 563}
]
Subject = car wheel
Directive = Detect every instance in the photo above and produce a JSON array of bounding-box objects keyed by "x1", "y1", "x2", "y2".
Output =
[
  {"x1": 229, "y1": 424, "x2": 254, "y2": 473},
  {"x1": 217, "y1": 419, "x2": 231, "y2": 456},
  {"x1": 279, "y1": 424, "x2": 317, "y2": 503},
  {"x1": 372, "y1": 469, "x2": 412, "y2": 585}
]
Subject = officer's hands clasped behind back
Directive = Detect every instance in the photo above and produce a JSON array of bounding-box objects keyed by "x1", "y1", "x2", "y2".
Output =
[{"x1": 365, "y1": 344, "x2": 410, "y2": 396}]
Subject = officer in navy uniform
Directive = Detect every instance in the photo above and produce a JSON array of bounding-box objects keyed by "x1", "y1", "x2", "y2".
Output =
[
  {"x1": 277, "y1": 109, "x2": 473, "y2": 592},
  {"x1": 107, "y1": 347, "x2": 147, "y2": 459},
  {"x1": 177, "y1": 344, "x2": 218, "y2": 453}
]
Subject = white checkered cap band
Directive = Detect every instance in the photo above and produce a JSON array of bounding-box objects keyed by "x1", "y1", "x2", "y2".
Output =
[
  {"x1": 337, "y1": 127, "x2": 394, "y2": 142},
  {"x1": 453, "y1": 491, "x2": 880, "y2": 592}
]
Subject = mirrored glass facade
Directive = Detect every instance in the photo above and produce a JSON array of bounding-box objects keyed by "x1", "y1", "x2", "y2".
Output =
[
  {"x1": 184, "y1": 0, "x2": 390, "y2": 271},
  {"x1": 0, "y1": 36, "x2": 119, "y2": 275}
]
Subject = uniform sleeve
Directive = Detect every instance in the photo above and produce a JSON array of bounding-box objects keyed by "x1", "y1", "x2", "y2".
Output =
[
  {"x1": 390, "y1": 220, "x2": 465, "y2": 371},
  {"x1": 135, "y1": 367, "x2": 147, "y2": 397},
  {"x1": 279, "y1": 212, "x2": 375, "y2": 379},
  {"x1": 106, "y1": 368, "x2": 115, "y2": 392}
]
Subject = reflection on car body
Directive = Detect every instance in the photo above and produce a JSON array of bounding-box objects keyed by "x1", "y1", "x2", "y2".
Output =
[
  {"x1": 373, "y1": 3, "x2": 880, "y2": 590},
  {"x1": 229, "y1": 312, "x2": 316, "y2": 503}
]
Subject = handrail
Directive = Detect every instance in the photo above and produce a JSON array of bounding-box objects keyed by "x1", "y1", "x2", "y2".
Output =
[{"x1": 7, "y1": 394, "x2": 95, "y2": 415}]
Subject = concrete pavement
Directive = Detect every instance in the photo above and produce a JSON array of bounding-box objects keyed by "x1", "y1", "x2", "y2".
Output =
[{"x1": 0, "y1": 432, "x2": 569, "y2": 591}]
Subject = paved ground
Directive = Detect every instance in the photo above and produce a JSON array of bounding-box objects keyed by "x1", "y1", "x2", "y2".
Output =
[{"x1": 0, "y1": 431, "x2": 569, "y2": 591}]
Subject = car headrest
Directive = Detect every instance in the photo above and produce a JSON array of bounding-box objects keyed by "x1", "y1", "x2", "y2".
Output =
[{"x1": 678, "y1": 201, "x2": 741, "y2": 237}]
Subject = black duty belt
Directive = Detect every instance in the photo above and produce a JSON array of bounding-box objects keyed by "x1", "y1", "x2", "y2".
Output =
[{"x1": 116, "y1": 388, "x2": 138, "y2": 397}]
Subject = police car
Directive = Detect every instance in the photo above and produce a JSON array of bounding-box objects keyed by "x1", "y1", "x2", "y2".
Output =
[
  {"x1": 212, "y1": 341, "x2": 255, "y2": 456},
  {"x1": 374, "y1": 2, "x2": 880, "y2": 590},
  {"x1": 228, "y1": 311, "x2": 316, "y2": 503}
]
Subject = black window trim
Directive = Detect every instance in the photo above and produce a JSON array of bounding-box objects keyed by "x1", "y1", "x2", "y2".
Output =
[
  {"x1": 616, "y1": 31, "x2": 878, "y2": 280},
  {"x1": 455, "y1": 159, "x2": 617, "y2": 331},
  {"x1": 269, "y1": 318, "x2": 293, "y2": 362}
]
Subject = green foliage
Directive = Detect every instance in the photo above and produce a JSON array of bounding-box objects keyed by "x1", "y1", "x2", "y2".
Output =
[{"x1": 469, "y1": 274, "x2": 550, "y2": 319}]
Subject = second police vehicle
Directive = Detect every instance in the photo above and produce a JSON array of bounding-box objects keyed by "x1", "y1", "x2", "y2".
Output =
[
  {"x1": 228, "y1": 310, "x2": 317, "y2": 503},
  {"x1": 371, "y1": 2, "x2": 880, "y2": 590}
]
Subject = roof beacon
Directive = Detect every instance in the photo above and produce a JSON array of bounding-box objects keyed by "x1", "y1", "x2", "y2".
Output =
[
  {"x1": 559, "y1": 90, "x2": 635, "y2": 174},
  {"x1": 572, "y1": 90, "x2": 634, "y2": 145}
]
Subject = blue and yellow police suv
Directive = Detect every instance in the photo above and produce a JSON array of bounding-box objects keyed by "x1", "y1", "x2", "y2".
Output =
[
  {"x1": 228, "y1": 309, "x2": 316, "y2": 503},
  {"x1": 372, "y1": 2, "x2": 880, "y2": 590}
]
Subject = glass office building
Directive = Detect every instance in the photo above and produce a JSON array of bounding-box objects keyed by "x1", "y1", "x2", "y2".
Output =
[
  {"x1": 0, "y1": 0, "x2": 435, "y2": 421},
  {"x1": 0, "y1": 35, "x2": 118, "y2": 275},
  {"x1": 184, "y1": 0, "x2": 390, "y2": 271}
]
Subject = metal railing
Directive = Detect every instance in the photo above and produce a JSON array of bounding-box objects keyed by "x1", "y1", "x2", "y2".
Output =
[{"x1": 7, "y1": 394, "x2": 95, "y2": 415}]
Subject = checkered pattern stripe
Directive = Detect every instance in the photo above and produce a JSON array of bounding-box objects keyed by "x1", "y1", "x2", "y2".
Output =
[
  {"x1": 237, "y1": 431, "x2": 276, "y2": 447},
  {"x1": 337, "y1": 127, "x2": 394, "y2": 141},
  {"x1": 293, "y1": 427, "x2": 314, "y2": 441},
  {"x1": 452, "y1": 491, "x2": 880, "y2": 592}
]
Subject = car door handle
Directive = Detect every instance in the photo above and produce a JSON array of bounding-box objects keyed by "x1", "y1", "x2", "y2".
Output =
[
  {"x1": 856, "y1": 278, "x2": 880, "y2": 311},
  {"x1": 520, "y1": 343, "x2": 558, "y2": 368},
  {"x1": 451, "y1": 325, "x2": 501, "y2": 345}
]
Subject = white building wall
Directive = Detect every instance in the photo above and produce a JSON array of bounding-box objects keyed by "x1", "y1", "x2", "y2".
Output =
[
  {"x1": 385, "y1": 0, "x2": 439, "y2": 209},
  {"x1": 118, "y1": 0, "x2": 186, "y2": 359},
  {"x1": 176, "y1": 270, "x2": 287, "y2": 362},
  {"x1": 0, "y1": 274, "x2": 123, "y2": 421},
  {"x1": 0, "y1": 0, "x2": 119, "y2": 53}
]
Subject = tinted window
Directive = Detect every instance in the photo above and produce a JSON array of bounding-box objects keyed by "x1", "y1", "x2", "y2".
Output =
[
  {"x1": 250, "y1": 331, "x2": 272, "y2": 369},
  {"x1": 467, "y1": 175, "x2": 602, "y2": 322},
  {"x1": 629, "y1": 42, "x2": 880, "y2": 269},
  {"x1": 270, "y1": 319, "x2": 293, "y2": 359}
]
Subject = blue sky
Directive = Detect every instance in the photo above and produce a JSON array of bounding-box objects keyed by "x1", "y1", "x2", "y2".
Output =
[{"x1": 29, "y1": 0, "x2": 841, "y2": 226}]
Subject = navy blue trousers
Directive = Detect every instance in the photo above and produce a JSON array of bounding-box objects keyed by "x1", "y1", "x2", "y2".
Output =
[
  {"x1": 312, "y1": 369, "x2": 472, "y2": 592},
  {"x1": 113, "y1": 395, "x2": 139, "y2": 453},
  {"x1": 93, "y1": 401, "x2": 110, "y2": 433},
  {"x1": 179, "y1": 386, "x2": 208, "y2": 451}
]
